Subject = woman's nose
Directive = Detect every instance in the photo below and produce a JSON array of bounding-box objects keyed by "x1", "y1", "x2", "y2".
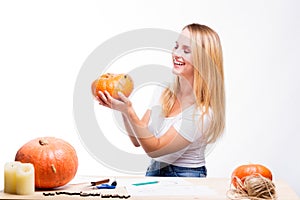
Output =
[{"x1": 173, "y1": 48, "x2": 182, "y2": 57}]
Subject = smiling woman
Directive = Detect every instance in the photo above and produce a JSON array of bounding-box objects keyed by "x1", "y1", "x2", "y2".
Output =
[{"x1": 95, "y1": 23, "x2": 225, "y2": 178}]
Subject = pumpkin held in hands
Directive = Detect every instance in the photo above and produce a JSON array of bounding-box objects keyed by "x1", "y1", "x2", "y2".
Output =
[
  {"x1": 91, "y1": 73, "x2": 134, "y2": 99},
  {"x1": 15, "y1": 137, "x2": 78, "y2": 189},
  {"x1": 231, "y1": 163, "x2": 273, "y2": 188}
]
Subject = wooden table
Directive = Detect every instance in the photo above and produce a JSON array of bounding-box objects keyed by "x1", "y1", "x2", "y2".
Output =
[{"x1": 1, "y1": 176, "x2": 299, "y2": 199}]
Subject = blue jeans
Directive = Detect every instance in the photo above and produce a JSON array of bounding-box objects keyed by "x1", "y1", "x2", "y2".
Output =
[{"x1": 145, "y1": 160, "x2": 207, "y2": 177}]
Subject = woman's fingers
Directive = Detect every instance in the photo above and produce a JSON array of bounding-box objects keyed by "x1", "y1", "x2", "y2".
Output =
[
  {"x1": 94, "y1": 95, "x2": 103, "y2": 105},
  {"x1": 104, "y1": 90, "x2": 113, "y2": 101},
  {"x1": 117, "y1": 91, "x2": 126, "y2": 101},
  {"x1": 97, "y1": 90, "x2": 131, "y2": 113},
  {"x1": 98, "y1": 91, "x2": 111, "y2": 107},
  {"x1": 118, "y1": 92, "x2": 132, "y2": 106},
  {"x1": 98, "y1": 91, "x2": 108, "y2": 102}
]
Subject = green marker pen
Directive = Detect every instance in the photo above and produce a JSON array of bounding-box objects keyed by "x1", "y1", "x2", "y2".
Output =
[{"x1": 132, "y1": 181, "x2": 159, "y2": 186}]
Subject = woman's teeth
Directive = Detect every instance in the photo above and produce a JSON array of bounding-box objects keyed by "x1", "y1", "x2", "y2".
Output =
[{"x1": 174, "y1": 60, "x2": 185, "y2": 66}]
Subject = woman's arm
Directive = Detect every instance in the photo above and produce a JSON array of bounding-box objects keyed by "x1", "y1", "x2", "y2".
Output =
[
  {"x1": 125, "y1": 106, "x2": 190, "y2": 158},
  {"x1": 96, "y1": 93, "x2": 143, "y2": 147},
  {"x1": 121, "y1": 114, "x2": 140, "y2": 147},
  {"x1": 98, "y1": 91, "x2": 191, "y2": 158},
  {"x1": 121, "y1": 111, "x2": 151, "y2": 147}
]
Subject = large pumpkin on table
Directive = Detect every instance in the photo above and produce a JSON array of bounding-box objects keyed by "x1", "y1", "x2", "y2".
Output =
[
  {"x1": 231, "y1": 164, "x2": 273, "y2": 188},
  {"x1": 91, "y1": 73, "x2": 134, "y2": 99},
  {"x1": 15, "y1": 137, "x2": 78, "y2": 189}
]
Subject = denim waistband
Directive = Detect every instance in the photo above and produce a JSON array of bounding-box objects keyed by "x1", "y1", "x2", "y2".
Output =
[{"x1": 145, "y1": 160, "x2": 207, "y2": 177}]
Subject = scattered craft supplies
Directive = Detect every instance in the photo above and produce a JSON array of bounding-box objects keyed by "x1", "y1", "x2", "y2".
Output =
[{"x1": 42, "y1": 191, "x2": 131, "y2": 199}]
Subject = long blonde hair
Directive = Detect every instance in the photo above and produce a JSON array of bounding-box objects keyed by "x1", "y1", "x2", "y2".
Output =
[{"x1": 161, "y1": 23, "x2": 225, "y2": 144}]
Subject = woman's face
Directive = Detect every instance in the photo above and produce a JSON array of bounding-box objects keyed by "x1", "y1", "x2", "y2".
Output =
[{"x1": 172, "y1": 28, "x2": 194, "y2": 79}]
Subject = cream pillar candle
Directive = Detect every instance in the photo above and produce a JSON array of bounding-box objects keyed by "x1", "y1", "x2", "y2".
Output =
[
  {"x1": 4, "y1": 161, "x2": 21, "y2": 194},
  {"x1": 16, "y1": 163, "x2": 35, "y2": 195}
]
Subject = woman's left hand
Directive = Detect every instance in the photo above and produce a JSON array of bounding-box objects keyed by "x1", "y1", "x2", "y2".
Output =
[{"x1": 97, "y1": 90, "x2": 132, "y2": 114}]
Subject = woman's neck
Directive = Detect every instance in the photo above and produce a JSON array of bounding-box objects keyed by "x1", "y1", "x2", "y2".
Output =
[{"x1": 176, "y1": 75, "x2": 195, "y2": 105}]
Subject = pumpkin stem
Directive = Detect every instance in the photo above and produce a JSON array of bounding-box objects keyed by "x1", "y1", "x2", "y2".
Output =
[
  {"x1": 39, "y1": 139, "x2": 49, "y2": 146},
  {"x1": 51, "y1": 164, "x2": 57, "y2": 173}
]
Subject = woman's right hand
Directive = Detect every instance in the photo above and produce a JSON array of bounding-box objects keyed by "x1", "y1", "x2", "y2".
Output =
[{"x1": 97, "y1": 90, "x2": 132, "y2": 114}]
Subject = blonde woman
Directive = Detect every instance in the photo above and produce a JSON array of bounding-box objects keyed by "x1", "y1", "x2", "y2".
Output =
[{"x1": 97, "y1": 23, "x2": 225, "y2": 177}]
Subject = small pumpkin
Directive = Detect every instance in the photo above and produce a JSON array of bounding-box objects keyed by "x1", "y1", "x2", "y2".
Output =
[
  {"x1": 91, "y1": 73, "x2": 134, "y2": 99},
  {"x1": 231, "y1": 164, "x2": 273, "y2": 188},
  {"x1": 15, "y1": 137, "x2": 78, "y2": 189}
]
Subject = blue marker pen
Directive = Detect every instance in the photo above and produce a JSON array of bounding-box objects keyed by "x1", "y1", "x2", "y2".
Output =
[{"x1": 96, "y1": 184, "x2": 116, "y2": 189}]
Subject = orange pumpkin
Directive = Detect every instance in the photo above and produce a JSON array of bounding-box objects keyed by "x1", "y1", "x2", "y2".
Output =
[
  {"x1": 91, "y1": 73, "x2": 134, "y2": 99},
  {"x1": 231, "y1": 164, "x2": 273, "y2": 188},
  {"x1": 15, "y1": 137, "x2": 78, "y2": 189}
]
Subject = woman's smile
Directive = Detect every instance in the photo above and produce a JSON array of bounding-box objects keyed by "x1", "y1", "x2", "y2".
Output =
[{"x1": 173, "y1": 57, "x2": 186, "y2": 68}]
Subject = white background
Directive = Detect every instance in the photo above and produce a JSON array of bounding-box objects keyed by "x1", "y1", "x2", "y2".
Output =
[{"x1": 0, "y1": 0, "x2": 299, "y2": 196}]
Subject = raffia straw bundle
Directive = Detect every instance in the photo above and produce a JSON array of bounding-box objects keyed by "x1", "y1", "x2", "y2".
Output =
[{"x1": 227, "y1": 174, "x2": 277, "y2": 200}]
